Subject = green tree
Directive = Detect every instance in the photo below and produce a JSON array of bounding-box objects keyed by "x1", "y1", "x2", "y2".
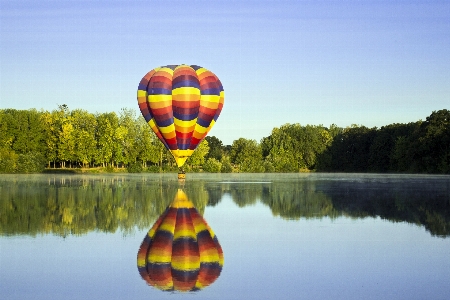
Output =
[
  {"x1": 40, "y1": 111, "x2": 60, "y2": 167},
  {"x1": 71, "y1": 109, "x2": 97, "y2": 168},
  {"x1": 117, "y1": 109, "x2": 140, "y2": 166},
  {"x1": 95, "y1": 112, "x2": 119, "y2": 167},
  {"x1": 205, "y1": 136, "x2": 224, "y2": 161},
  {"x1": 220, "y1": 155, "x2": 233, "y2": 173},
  {"x1": 186, "y1": 139, "x2": 209, "y2": 169},
  {"x1": 203, "y1": 157, "x2": 222, "y2": 172},
  {"x1": 58, "y1": 114, "x2": 76, "y2": 168},
  {"x1": 325, "y1": 125, "x2": 377, "y2": 172},
  {"x1": 420, "y1": 109, "x2": 450, "y2": 173},
  {"x1": 136, "y1": 117, "x2": 161, "y2": 168},
  {"x1": 0, "y1": 148, "x2": 18, "y2": 173},
  {"x1": 230, "y1": 138, "x2": 264, "y2": 172},
  {"x1": 261, "y1": 127, "x2": 297, "y2": 172}
]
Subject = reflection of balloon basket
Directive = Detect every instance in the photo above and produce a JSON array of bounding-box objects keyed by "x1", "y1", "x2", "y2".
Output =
[{"x1": 178, "y1": 172, "x2": 186, "y2": 180}]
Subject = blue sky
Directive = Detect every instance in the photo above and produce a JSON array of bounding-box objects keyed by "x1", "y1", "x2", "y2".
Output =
[{"x1": 1, "y1": 0, "x2": 449, "y2": 145}]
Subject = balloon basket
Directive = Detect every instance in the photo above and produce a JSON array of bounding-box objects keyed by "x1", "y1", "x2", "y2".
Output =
[{"x1": 178, "y1": 172, "x2": 186, "y2": 180}]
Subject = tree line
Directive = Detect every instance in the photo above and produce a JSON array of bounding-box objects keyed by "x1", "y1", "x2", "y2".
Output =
[{"x1": 0, "y1": 107, "x2": 449, "y2": 173}]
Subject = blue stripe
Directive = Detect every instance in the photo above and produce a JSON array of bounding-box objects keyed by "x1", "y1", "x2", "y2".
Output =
[
  {"x1": 138, "y1": 83, "x2": 149, "y2": 90},
  {"x1": 154, "y1": 117, "x2": 173, "y2": 127},
  {"x1": 163, "y1": 65, "x2": 177, "y2": 70},
  {"x1": 144, "y1": 114, "x2": 153, "y2": 123},
  {"x1": 173, "y1": 80, "x2": 200, "y2": 89},
  {"x1": 197, "y1": 117, "x2": 211, "y2": 127},
  {"x1": 173, "y1": 112, "x2": 198, "y2": 121},
  {"x1": 201, "y1": 88, "x2": 220, "y2": 95},
  {"x1": 148, "y1": 88, "x2": 172, "y2": 95},
  {"x1": 177, "y1": 143, "x2": 189, "y2": 150},
  {"x1": 190, "y1": 65, "x2": 202, "y2": 71}
]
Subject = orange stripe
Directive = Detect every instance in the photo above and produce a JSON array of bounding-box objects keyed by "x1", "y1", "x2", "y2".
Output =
[
  {"x1": 172, "y1": 93, "x2": 200, "y2": 102},
  {"x1": 175, "y1": 124, "x2": 196, "y2": 134},
  {"x1": 149, "y1": 100, "x2": 172, "y2": 109}
]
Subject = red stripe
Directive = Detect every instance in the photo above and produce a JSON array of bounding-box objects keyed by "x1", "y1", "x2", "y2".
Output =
[
  {"x1": 175, "y1": 132, "x2": 193, "y2": 139},
  {"x1": 172, "y1": 100, "x2": 200, "y2": 108}
]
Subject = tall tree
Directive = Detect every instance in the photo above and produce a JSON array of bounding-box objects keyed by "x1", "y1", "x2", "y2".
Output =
[
  {"x1": 95, "y1": 112, "x2": 118, "y2": 167},
  {"x1": 58, "y1": 116, "x2": 75, "y2": 168},
  {"x1": 205, "y1": 136, "x2": 224, "y2": 161},
  {"x1": 420, "y1": 109, "x2": 450, "y2": 173},
  {"x1": 71, "y1": 109, "x2": 97, "y2": 168},
  {"x1": 230, "y1": 138, "x2": 264, "y2": 172}
]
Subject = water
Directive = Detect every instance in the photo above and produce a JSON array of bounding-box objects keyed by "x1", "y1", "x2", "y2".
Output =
[{"x1": 1, "y1": 173, "x2": 449, "y2": 299}]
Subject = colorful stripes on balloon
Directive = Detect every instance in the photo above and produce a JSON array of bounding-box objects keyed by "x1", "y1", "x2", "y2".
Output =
[
  {"x1": 137, "y1": 190, "x2": 223, "y2": 292},
  {"x1": 137, "y1": 65, "x2": 224, "y2": 167}
]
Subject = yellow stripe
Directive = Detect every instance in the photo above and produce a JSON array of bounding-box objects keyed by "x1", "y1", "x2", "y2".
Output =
[
  {"x1": 208, "y1": 120, "x2": 215, "y2": 130},
  {"x1": 193, "y1": 222, "x2": 208, "y2": 233},
  {"x1": 148, "y1": 94, "x2": 172, "y2": 103},
  {"x1": 137, "y1": 257, "x2": 146, "y2": 267},
  {"x1": 207, "y1": 226, "x2": 216, "y2": 238},
  {"x1": 174, "y1": 118, "x2": 197, "y2": 128},
  {"x1": 174, "y1": 229, "x2": 197, "y2": 240},
  {"x1": 171, "y1": 259, "x2": 200, "y2": 271},
  {"x1": 148, "y1": 253, "x2": 172, "y2": 263},
  {"x1": 159, "y1": 222, "x2": 175, "y2": 233},
  {"x1": 193, "y1": 124, "x2": 209, "y2": 134},
  {"x1": 172, "y1": 87, "x2": 200, "y2": 96},
  {"x1": 195, "y1": 67, "x2": 208, "y2": 76},
  {"x1": 195, "y1": 282, "x2": 205, "y2": 289},
  {"x1": 158, "y1": 67, "x2": 174, "y2": 76},
  {"x1": 171, "y1": 149, "x2": 194, "y2": 158},
  {"x1": 200, "y1": 249, "x2": 220, "y2": 263},
  {"x1": 148, "y1": 119, "x2": 158, "y2": 130},
  {"x1": 158, "y1": 124, "x2": 175, "y2": 134},
  {"x1": 200, "y1": 95, "x2": 220, "y2": 103},
  {"x1": 137, "y1": 89, "x2": 147, "y2": 97}
]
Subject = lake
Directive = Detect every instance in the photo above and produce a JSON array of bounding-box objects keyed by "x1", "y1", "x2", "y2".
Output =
[{"x1": 1, "y1": 173, "x2": 449, "y2": 300}]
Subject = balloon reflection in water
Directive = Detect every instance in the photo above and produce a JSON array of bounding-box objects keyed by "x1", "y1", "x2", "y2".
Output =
[{"x1": 137, "y1": 190, "x2": 223, "y2": 292}]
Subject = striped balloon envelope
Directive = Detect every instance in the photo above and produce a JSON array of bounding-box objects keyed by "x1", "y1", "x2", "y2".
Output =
[
  {"x1": 137, "y1": 190, "x2": 224, "y2": 292},
  {"x1": 137, "y1": 65, "x2": 225, "y2": 168}
]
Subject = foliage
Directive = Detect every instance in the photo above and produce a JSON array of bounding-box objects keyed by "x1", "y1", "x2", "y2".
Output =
[
  {"x1": 127, "y1": 161, "x2": 143, "y2": 173},
  {"x1": 186, "y1": 139, "x2": 209, "y2": 167},
  {"x1": 220, "y1": 156, "x2": 233, "y2": 173},
  {"x1": 0, "y1": 148, "x2": 18, "y2": 173},
  {"x1": 203, "y1": 158, "x2": 222, "y2": 173},
  {"x1": 230, "y1": 138, "x2": 264, "y2": 172},
  {"x1": 205, "y1": 136, "x2": 224, "y2": 161},
  {"x1": 0, "y1": 107, "x2": 449, "y2": 174}
]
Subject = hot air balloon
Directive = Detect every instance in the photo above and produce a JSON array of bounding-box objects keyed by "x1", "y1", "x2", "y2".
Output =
[
  {"x1": 137, "y1": 65, "x2": 224, "y2": 177},
  {"x1": 137, "y1": 190, "x2": 224, "y2": 292}
]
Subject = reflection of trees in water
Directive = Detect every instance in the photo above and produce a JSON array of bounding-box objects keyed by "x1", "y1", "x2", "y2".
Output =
[
  {"x1": 260, "y1": 182, "x2": 335, "y2": 219},
  {"x1": 204, "y1": 179, "x2": 450, "y2": 237},
  {"x1": 0, "y1": 176, "x2": 208, "y2": 236},
  {"x1": 2, "y1": 176, "x2": 449, "y2": 237},
  {"x1": 323, "y1": 180, "x2": 450, "y2": 237},
  {"x1": 228, "y1": 184, "x2": 263, "y2": 207}
]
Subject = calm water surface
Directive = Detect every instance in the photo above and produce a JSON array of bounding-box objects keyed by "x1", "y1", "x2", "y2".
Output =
[{"x1": 1, "y1": 173, "x2": 450, "y2": 300}]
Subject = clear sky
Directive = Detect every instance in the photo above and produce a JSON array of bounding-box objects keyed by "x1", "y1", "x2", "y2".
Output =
[{"x1": 1, "y1": 0, "x2": 449, "y2": 145}]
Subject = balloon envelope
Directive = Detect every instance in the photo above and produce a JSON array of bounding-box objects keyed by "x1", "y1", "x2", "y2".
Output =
[
  {"x1": 137, "y1": 190, "x2": 224, "y2": 292},
  {"x1": 137, "y1": 65, "x2": 224, "y2": 167}
]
